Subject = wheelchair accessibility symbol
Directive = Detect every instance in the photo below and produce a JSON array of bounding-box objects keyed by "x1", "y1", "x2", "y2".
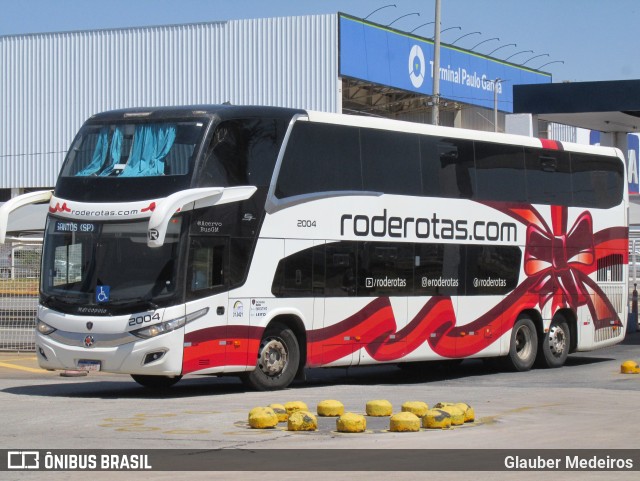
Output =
[{"x1": 96, "y1": 285, "x2": 111, "y2": 303}]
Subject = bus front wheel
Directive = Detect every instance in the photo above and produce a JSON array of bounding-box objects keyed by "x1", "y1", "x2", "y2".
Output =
[
  {"x1": 243, "y1": 322, "x2": 300, "y2": 391},
  {"x1": 506, "y1": 316, "x2": 538, "y2": 371},
  {"x1": 131, "y1": 374, "x2": 182, "y2": 389}
]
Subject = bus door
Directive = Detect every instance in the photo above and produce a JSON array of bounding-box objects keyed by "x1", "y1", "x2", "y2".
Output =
[
  {"x1": 318, "y1": 242, "x2": 360, "y2": 367},
  {"x1": 183, "y1": 236, "x2": 229, "y2": 374}
]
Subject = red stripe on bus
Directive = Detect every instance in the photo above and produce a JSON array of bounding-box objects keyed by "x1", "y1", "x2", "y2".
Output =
[{"x1": 540, "y1": 139, "x2": 562, "y2": 150}]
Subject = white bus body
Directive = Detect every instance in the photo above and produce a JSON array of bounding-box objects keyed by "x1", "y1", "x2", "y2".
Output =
[{"x1": 1, "y1": 105, "x2": 627, "y2": 390}]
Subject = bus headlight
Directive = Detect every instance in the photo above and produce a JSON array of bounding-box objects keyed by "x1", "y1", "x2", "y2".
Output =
[
  {"x1": 132, "y1": 317, "x2": 186, "y2": 339},
  {"x1": 131, "y1": 308, "x2": 208, "y2": 339},
  {"x1": 36, "y1": 319, "x2": 57, "y2": 335}
]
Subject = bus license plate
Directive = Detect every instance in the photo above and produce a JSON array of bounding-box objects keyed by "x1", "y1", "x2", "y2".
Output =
[{"x1": 77, "y1": 359, "x2": 101, "y2": 371}]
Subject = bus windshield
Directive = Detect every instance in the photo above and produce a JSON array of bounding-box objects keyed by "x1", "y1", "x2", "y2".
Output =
[
  {"x1": 60, "y1": 121, "x2": 205, "y2": 178},
  {"x1": 41, "y1": 218, "x2": 183, "y2": 312}
]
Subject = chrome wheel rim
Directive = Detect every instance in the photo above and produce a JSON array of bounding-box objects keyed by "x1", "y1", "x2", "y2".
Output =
[
  {"x1": 258, "y1": 337, "x2": 288, "y2": 377},
  {"x1": 548, "y1": 324, "x2": 567, "y2": 357}
]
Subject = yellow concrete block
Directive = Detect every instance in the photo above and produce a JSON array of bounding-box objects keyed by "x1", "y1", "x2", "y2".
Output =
[
  {"x1": 621, "y1": 360, "x2": 640, "y2": 374},
  {"x1": 317, "y1": 399, "x2": 345, "y2": 417},
  {"x1": 268, "y1": 403, "x2": 288, "y2": 422},
  {"x1": 438, "y1": 405, "x2": 465, "y2": 426},
  {"x1": 336, "y1": 412, "x2": 367, "y2": 433},
  {"x1": 423, "y1": 409, "x2": 452, "y2": 429},
  {"x1": 401, "y1": 401, "x2": 429, "y2": 417},
  {"x1": 454, "y1": 402, "x2": 475, "y2": 423},
  {"x1": 287, "y1": 411, "x2": 318, "y2": 431},
  {"x1": 389, "y1": 412, "x2": 421, "y2": 432},
  {"x1": 366, "y1": 399, "x2": 393, "y2": 417},
  {"x1": 248, "y1": 407, "x2": 278, "y2": 429},
  {"x1": 284, "y1": 401, "x2": 309, "y2": 415}
]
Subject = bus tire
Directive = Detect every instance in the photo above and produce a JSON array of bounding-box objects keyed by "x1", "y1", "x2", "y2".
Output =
[
  {"x1": 537, "y1": 317, "x2": 570, "y2": 368},
  {"x1": 243, "y1": 322, "x2": 300, "y2": 391},
  {"x1": 131, "y1": 374, "x2": 182, "y2": 389},
  {"x1": 506, "y1": 316, "x2": 538, "y2": 372}
]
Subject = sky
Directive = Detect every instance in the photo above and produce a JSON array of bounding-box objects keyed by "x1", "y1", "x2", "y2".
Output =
[{"x1": 0, "y1": 0, "x2": 638, "y2": 83}]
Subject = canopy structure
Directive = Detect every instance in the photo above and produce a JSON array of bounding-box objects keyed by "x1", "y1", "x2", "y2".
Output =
[{"x1": 513, "y1": 79, "x2": 640, "y2": 134}]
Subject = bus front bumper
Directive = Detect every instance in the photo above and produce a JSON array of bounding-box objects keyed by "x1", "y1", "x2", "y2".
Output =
[{"x1": 34, "y1": 329, "x2": 184, "y2": 376}]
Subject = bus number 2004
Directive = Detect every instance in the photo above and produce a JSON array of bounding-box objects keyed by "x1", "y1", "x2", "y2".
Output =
[
  {"x1": 297, "y1": 220, "x2": 317, "y2": 228},
  {"x1": 128, "y1": 313, "x2": 161, "y2": 326}
]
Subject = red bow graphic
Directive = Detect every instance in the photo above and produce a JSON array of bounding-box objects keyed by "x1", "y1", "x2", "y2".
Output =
[{"x1": 524, "y1": 207, "x2": 594, "y2": 313}]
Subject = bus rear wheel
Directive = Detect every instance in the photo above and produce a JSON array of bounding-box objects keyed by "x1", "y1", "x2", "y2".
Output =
[
  {"x1": 537, "y1": 317, "x2": 570, "y2": 368},
  {"x1": 243, "y1": 322, "x2": 300, "y2": 391},
  {"x1": 506, "y1": 316, "x2": 538, "y2": 371},
  {"x1": 131, "y1": 374, "x2": 182, "y2": 389}
]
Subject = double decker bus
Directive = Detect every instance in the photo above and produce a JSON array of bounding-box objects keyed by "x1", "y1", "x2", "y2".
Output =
[{"x1": 0, "y1": 105, "x2": 628, "y2": 390}]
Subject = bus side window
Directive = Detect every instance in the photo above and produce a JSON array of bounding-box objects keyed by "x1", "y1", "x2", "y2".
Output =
[
  {"x1": 325, "y1": 243, "x2": 357, "y2": 296},
  {"x1": 421, "y1": 137, "x2": 475, "y2": 199},
  {"x1": 197, "y1": 121, "x2": 245, "y2": 187},
  {"x1": 187, "y1": 238, "x2": 227, "y2": 299},
  {"x1": 474, "y1": 142, "x2": 526, "y2": 202},
  {"x1": 570, "y1": 153, "x2": 623, "y2": 209},
  {"x1": 275, "y1": 122, "x2": 362, "y2": 198},
  {"x1": 524, "y1": 148, "x2": 572, "y2": 206},
  {"x1": 361, "y1": 128, "x2": 421, "y2": 195}
]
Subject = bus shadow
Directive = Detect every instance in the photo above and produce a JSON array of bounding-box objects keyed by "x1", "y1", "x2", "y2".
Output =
[
  {"x1": 2, "y1": 354, "x2": 615, "y2": 398},
  {"x1": 1, "y1": 375, "x2": 247, "y2": 399},
  {"x1": 300, "y1": 354, "x2": 616, "y2": 388}
]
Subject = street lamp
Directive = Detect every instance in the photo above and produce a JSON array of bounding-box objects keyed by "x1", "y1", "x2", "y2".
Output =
[
  {"x1": 387, "y1": 12, "x2": 420, "y2": 27},
  {"x1": 451, "y1": 31, "x2": 482, "y2": 46},
  {"x1": 537, "y1": 60, "x2": 565, "y2": 70},
  {"x1": 521, "y1": 53, "x2": 549, "y2": 66},
  {"x1": 504, "y1": 50, "x2": 533, "y2": 61},
  {"x1": 439, "y1": 26, "x2": 461, "y2": 35},
  {"x1": 410, "y1": 21, "x2": 434, "y2": 33},
  {"x1": 364, "y1": 4, "x2": 396, "y2": 20},
  {"x1": 470, "y1": 37, "x2": 500, "y2": 51},
  {"x1": 487, "y1": 43, "x2": 516, "y2": 56}
]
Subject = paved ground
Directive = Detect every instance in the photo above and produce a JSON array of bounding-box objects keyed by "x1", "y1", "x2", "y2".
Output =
[{"x1": 0, "y1": 331, "x2": 639, "y2": 480}]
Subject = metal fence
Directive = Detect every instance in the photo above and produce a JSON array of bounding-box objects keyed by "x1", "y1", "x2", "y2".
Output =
[{"x1": 0, "y1": 239, "x2": 41, "y2": 351}]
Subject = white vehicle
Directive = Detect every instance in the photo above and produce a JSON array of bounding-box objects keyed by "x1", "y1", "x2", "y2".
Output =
[{"x1": 0, "y1": 105, "x2": 629, "y2": 390}]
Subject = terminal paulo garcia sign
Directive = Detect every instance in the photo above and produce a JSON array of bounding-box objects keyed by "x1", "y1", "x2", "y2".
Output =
[{"x1": 339, "y1": 14, "x2": 551, "y2": 112}]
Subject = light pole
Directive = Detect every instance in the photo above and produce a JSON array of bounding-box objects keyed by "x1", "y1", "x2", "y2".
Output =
[
  {"x1": 493, "y1": 78, "x2": 503, "y2": 132},
  {"x1": 431, "y1": 0, "x2": 441, "y2": 126}
]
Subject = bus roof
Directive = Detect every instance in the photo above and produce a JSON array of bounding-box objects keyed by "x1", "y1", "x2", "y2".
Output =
[
  {"x1": 87, "y1": 104, "x2": 305, "y2": 123},
  {"x1": 86, "y1": 104, "x2": 622, "y2": 160}
]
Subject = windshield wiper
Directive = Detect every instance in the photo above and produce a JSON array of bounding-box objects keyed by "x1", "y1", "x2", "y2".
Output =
[
  {"x1": 42, "y1": 295, "x2": 85, "y2": 307},
  {"x1": 106, "y1": 297, "x2": 159, "y2": 311}
]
